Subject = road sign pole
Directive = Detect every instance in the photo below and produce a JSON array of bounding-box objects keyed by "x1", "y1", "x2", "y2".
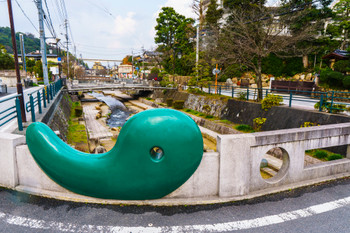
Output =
[{"x1": 215, "y1": 64, "x2": 218, "y2": 94}]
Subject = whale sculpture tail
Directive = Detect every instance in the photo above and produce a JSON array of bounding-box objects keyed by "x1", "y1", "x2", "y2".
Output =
[{"x1": 26, "y1": 108, "x2": 203, "y2": 200}]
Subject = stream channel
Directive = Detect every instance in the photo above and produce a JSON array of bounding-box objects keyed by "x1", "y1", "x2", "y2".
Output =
[{"x1": 89, "y1": 92, "x2": 131, "y2": 127}]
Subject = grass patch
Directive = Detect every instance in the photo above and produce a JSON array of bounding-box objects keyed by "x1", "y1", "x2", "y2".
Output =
[
  {"x1": 220, "y1": 119, "x2": 233, "y2": 125},
  {"x1": 67, "y1": 101, "x2": 89, "y2": 152},
  {"x1": 235, "y1": 124, "x2": 255, "y2": 133},
  {"x1": 306, "y1": 149, "x2": 344, "y2": 161}
]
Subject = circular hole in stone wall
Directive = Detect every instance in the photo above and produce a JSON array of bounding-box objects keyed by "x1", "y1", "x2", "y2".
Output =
[{"x1": 260, "y1": 147, "x2": 290, "y2": 183}]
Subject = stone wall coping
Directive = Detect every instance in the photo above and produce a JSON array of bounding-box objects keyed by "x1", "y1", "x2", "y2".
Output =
[{"x1": 218, "y1": 122, "x2": 350, "y2": 146}]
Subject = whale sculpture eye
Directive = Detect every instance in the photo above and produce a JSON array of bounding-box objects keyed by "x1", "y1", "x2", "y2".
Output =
[{"x1": 150, "y1": 146, "x2": 164, "y2": 162}]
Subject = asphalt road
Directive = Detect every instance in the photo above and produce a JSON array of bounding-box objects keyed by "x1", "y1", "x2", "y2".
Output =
[{"x1": 0, "y1": 178, "x2": 350, "y2": 232}]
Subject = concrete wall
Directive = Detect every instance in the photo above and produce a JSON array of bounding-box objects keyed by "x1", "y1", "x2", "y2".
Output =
[{"x1": 0, "y1": 122, "x2": 350, "y2": 201}]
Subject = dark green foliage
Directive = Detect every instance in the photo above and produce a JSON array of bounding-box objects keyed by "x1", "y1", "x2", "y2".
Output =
[
  {"x1": 343, "y1": 76, "x2": 350, "y2": 89},
  {"x1": 282, "y1": 57, "x2": 304, "y2": 76},
  {"x1": 334, "y1": 60, "x2": 350, "y2": 74},
  {"x1": 235, "y1": 124, "x2": 254, "y2": 132},
  {"x1": 314, "y1": 150, "x2": 328, "y2": 159},
  {"x1": 155, "y1": 7, "x2": 195, "y2": 75},
  {"x1": 327, "y1": 154, "x2": 343, "y2": 161},
  {"x1": 261, "y1": 54, "x2": 304, "y2": 77},
  {"x1": 0, "y1": 27, "x2": 48, "y2": 54},
  {"x1": 150, "y1": 67, "x2": 160, "y2": 74},
  {"x1": 205, "y1": 0, "x2": 223, "y2": 29},
  {"x1": 166, "y1": 98, "x2": 173, "y2": 107},
  {"x1": 219, "y1": 64, "x2": 246, "y2": 82},
  {"x1": 261, "y1": 54, "x2": 284, "y2": 77},
  {"x1": 0, "y1": 44, "x2": 15, "y2": 69},
  {"x1": 205, "y1": 115, "x2": 214, "y2": 119},
  {"x1": 320, "y1": 69, "x2": 344, "y2": 88},
  {"x1": 173, "y1": 100, "x2": 185, "y2": 109},
  {"x1": 74, "y1": 107, "x2": 83, "y2": 118}
]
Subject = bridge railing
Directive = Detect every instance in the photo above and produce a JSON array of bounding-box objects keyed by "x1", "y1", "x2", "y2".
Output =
[
  {"x1": 206, "y1": 84, "x2": 350, "y2": 113},
  {"x1": 25, "y1": 79, "x2": 63, "y2": 122},
  {"x1": 0, "y1": 94, "x2": 23, "y2": 131}
]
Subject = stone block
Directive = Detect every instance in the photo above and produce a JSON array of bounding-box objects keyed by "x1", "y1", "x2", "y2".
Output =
[{"x1": 0, "y1": 133, "x2": 25, "y2": 188}]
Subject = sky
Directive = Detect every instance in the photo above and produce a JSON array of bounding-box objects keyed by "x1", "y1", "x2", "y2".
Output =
[
  {"x1": 0, "y1": 0, "x2": 197, "y2": 66},
  {"x1": 0, "y1": 0, "x2": 333, "y2": 67}
]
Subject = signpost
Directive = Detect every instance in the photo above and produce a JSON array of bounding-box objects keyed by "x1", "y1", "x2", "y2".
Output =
[{"x1": 212, "y1": 65, "x2": 220, "y2": 94}]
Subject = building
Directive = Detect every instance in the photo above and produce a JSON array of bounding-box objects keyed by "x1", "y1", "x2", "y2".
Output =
[{"x1": 118, "y1": 64, "x2": 133, "y2": 78}]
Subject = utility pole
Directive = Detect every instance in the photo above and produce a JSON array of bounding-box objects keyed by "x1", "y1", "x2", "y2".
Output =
[
  {"x1": 34, "y1": 0, "x2": 49, "y2": 85},
  {"x1": 19, "y1": 34, "x2": 27, "y2": 73},
  {"x1": 7, "y1": 0, "x2": 26, "y2": 122},
  {"x1": 196, "y1": 24, "x2": 199, "y2": 82},
  {"x1": 131, "y1": 50, "x2": 134, "y2": 79},
  {"x1": 65, "y1": 19, "x2": 69, "y2": 79}
]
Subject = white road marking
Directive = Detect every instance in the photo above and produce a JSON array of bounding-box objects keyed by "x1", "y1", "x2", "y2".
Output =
[{"x1": 1, "y1": 196, "x2": 350, "y2": 232}]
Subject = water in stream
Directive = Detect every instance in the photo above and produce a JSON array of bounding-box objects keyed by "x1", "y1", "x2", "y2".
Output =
[{"x1": 89, "y1": 92, "x2": 131, "y2": 127}]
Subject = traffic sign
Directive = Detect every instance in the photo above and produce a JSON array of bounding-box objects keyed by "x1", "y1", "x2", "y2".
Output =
[
  {"x1": 57, "y1": 57, "x2": 62, "y2": 62},
  {"x1": 212, "y1": 68, "x2": 220, "y2": 75}
]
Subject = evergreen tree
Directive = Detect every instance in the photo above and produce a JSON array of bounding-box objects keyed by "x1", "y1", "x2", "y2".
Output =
[{"x1": 206, "y1": 0, "x2": 224, "y2": 30}]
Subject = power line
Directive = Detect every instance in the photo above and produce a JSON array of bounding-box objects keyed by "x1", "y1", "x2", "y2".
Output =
[{"x1": 14, "y1": 0, "x2": 39, "y2": 33}]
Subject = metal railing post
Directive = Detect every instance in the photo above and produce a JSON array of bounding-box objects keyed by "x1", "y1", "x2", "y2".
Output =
[
  {"x1": 319, "y1": 94, "x2": 324, "y2": 112},
  {"x1": 329, "y1": 91, "x2": 335, "y2": 113},
  {"x1": 208, "y1": 84, "x2": 211, "y2": 94},
  {"x1": 232, "y1": 86, "x2": 234, "y2": 98},
  {"x1": 37, "y1": 91, "x2": 42, "y2": 114},
  {"x1": 15, "y1": 97, "x2": 23, "y2": 131},
  {"x1": 50, "y1": 85, "x2": 53, "y2": 100},
  {"x1": 219, "y1": 86, "x2": 221, "y2": 95},
  {"x1": 43, "y1": 89, "x2": 46, "y2": 108},
  {"x1": 289, "y1": 92, "x2": 293, "y2": 107},
  {"x1": 47, "y1": 86, "x2": 50, "y2": 104},
  {"x1": 246, "y1": 87, "x2": 249, "y2": 101},
  {"x1": 30, "y1": 94, "x2": 35, "y2": 122},
  {"x1": 265, "y1": 89, "x2": 268, "y2": 98}
]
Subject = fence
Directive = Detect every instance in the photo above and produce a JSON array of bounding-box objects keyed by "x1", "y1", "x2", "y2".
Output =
[
  {"x1": 207, "y1": 84, "x2": 350, "y2": 113},
  {"x1": 0, "y1": 94, "x2": 23, "y2": 131},
  {"x1": 25, "y1": 80, "x2": 63, "y2": 122}
]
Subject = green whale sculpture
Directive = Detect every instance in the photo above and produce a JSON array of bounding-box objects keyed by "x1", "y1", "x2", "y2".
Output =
[{"x1": 26, "y1": 108, "x2": 203, "y2": 200}]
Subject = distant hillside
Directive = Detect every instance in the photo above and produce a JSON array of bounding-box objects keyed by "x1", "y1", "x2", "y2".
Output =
[{"x1": 0, "y1": 27, "x2": 51, "y2": 54}]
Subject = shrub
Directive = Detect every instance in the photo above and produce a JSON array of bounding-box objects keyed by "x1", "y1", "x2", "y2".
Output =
[
  {"x1": 300, "y1": 122, "x2": 319, "y2": 128},
  {"x1": 327, "y1": 154, "x2": 343, "y2": 161},
  {"x1": 173, "y1": 100, "x2": 185, "y2": 109},
  {"x1": 343, "y1": 76, "x2": 350, "y2": 89},
  {"x1": 253, "y1": 117, "x2": 266, "y2": 131},
  {"x1": 261, "y1": 94, "x2": 283, "y2": 111},
  {"x1": 314, "y1": 150, "x2": 327, "y2": 159},
  {"x1": 188, "y1": 87, "x2": 205, "y2": 94},
  {"x1": 238, "y1": 91, "x2": 247, "y2": 100},
  {"x1": 166, "y1": 98, "x2": 173, "y2": 107},
  {"x1": 205, "y1": 115, "x2": 214, "y2": 119},
  {"x1": 334, "y1": 60, "x2": 350, "y2": 74},
  {"x1": 320, "y1": 69, "x2": 344, "y2": 88},
  {"x1": 235, "y1": 124, "x2": 254, "y2": 132},
  {"x1": 74, "y1": 106, "x2": 83, "y2": 117}
]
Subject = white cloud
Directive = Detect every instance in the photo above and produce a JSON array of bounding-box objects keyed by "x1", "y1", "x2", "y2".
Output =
[{"x1": 112, "y1": 12, "x2": 137, "y2": 36}]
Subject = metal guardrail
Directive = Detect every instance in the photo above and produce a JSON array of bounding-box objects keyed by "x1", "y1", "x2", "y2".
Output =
[
  {"x1": 205, "y1": 84, "x2": 350, "y2": 113},
  {"x1": 0, "y1": 94, "x2": 23, "y2": 131},
  {"x1": 25, "y1": 79, "x2": 63, "y2": 122}
]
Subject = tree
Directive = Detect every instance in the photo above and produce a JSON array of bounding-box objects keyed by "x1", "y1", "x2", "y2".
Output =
[
  {"x1": 214, "y1": 5, "x2": 318, "y2": 100},
  {"x1": 205, "y1": 0, "x2": 224, "y2": 30},
  {"x1": 0, "y1": 44, "x2": 15, "y2": 70},
  {"x1": 192, "y1": 0, "x2": 207, "y2": 28},
  {"x1": 331, "y1": 0, "x2": 350, "y2": 50},
  {"x1": 155, "y1": 7, "x2": 195, "y2": 75}
]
